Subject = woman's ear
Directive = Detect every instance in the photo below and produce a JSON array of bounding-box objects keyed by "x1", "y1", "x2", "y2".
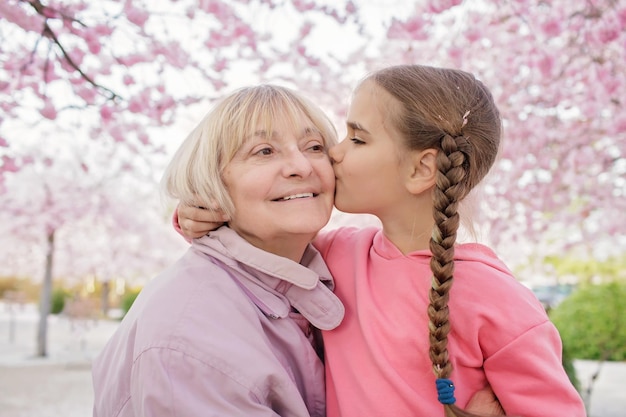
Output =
[{"x1": 405, "y1": 148, "x2": 437, "y2": 195}]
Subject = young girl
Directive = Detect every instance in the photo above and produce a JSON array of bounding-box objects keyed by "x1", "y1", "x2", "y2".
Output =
[{"x1": 176, "y1": 65, "x2": 585, "y2": 417}]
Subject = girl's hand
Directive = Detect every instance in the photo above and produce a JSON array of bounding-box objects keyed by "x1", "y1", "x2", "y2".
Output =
[
  {"x1": 465, "y1": 385, "x2": 505, "y2": 415},
  {"x1": 177, "y1": 203, "x2": 229, "y2": 239}
]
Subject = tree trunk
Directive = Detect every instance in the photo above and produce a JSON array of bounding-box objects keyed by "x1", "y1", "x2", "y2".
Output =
[
  {"x1": 36, "y1": 229, "x2": 55, "y2": 357},
  {"x1": 101, "y1": 279, "x2": 110, "y2": 318}
]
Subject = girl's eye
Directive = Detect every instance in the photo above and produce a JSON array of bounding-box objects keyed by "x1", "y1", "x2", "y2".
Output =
[{"x1": 350, "y1": 137, "x2": 365, "y2": 145}]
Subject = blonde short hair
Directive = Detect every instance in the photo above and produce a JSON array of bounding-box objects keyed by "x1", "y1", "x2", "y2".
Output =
[{"x1": 162, "y1": 84, "x2": 337, "y2": 217}]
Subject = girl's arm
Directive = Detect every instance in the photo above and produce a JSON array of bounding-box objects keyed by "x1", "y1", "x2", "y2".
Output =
[
  {"x1": 485, "y1": 320, "x2": 585, "y2": 416},
  {"x1": 173, "y1": 204, "x2": 228, "y2": 241}
]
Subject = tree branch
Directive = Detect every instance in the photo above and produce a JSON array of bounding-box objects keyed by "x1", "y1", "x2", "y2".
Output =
[{"x1": 23, "y1": 0, "x2": 122, "y2": 101}]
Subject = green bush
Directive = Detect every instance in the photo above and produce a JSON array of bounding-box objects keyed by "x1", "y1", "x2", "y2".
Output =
[
  {"x1": 120, "y1": 288, "x2": 142, "y2": 318},
  {"x1": 550, "y1": 281, "x2": 626, "y2": 361},
  {"x1": 561, "y1": 340, "x2": 580, "y2": 392},
  {"x1": 50, "y1": 288, "x2": 70, "y2": 315}
]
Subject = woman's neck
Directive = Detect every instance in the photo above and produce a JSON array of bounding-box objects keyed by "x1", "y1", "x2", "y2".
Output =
[{"x1": 247, "y1": 234, "x2": 312, "y2": 263}]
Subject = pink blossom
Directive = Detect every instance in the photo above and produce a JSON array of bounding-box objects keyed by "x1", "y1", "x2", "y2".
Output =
[
  {"x1": 0, "y1": 137, "x2": 7, "y2": 147},
  {"x1": 158, "y1": 42, "x2": 189, "y2": 68},
  {"x1": 597, "y1": 26, "x2": 619, "y2": 44},
  {"x1": 118, "y1": 54, "x2": 147, "y2": 66},
  {"x1": 0, "y1": 1, "x2": 44, "y2": 32},
  {"x1": 464, "y1": 28, "x2": 482, "y2": 42},
  {"x1": 541, "y1": 19, "x2": 561, "y2": 37},
  {"x1": 100, "y1": 105, "x2": 114, "y2": 122},
  {"x1": 300, "y1": 22, "x2": 313, "y2": 38},
  {"x1": 536, "y1": 54, "x2": 553, "y2": 77},
  {"x1": 1, "y1": 156, "x2": 19, "y2": 173},
  {"x1": 233, "y1": 23, "x2": 254, "y2": 39},
  {"x1": 199, "y1": 0, "x2": 231, "y2": 17},
  {"x1": 110, "y1": 125, "x2": 125, "y2": 143},
  {"x1": 307, "y1": 56, "x2": 320, "y2": 67},
  {"x1": 126, "y1": 7, "x2": 149, "y2": 27},
  {"x1": 427, "y1": 0, "x2": 462, "y2": 14},
  {"x1": 67, "y1": 48, "x2": 86, "y2": 67},
  {"x1": 388, "y1": 17, "x2": 428, "y2": 40},
  {"x1": 137, "y1": 132, "x2": 150, "y2": 145},
  {"x1": 40, "y1": 101, "x2": 58, "y2": 120},
  {"x1": 94, "y1": 24, "x2": 114, "y2": 37},
  {"x1": 346, "y1": 1, "x2": 357, "y2": 15},
  {"x1": 615, "y1": 115, "x2": 626, "y2": 133},
  {"x1": 76, "y1": 86, "x2": 97, "y2": 103},
  {"x1": 42, "y1": 6, "x2": 59, "y2": 19},
  {"x1": 43, "y1": 64, "x2": 59, "y2": 83},
  {"x1": 618, "y1": 8, "x2": 626, "y2": 29},
  {"x1": 128, "y1": 97, "x2": 143, "y2": 114},
  {"x1": 293, "y1": 0, "x2": 315, "y2": 12},
  {"x1": 211, "y1": 78, "x2": 227, "y2": 91},
  {"x1": 123, "y1": 75, "x2": 135, "y2": 86},
  {"x1": 448, "y1": 46, "x2": 463, "y2": 66},
  {"x1": 85, "y1": 31, "x2": 102, "y2": 54},
  {"x1": 596, "y1": 67, "x2": 620, "y2": 95}
]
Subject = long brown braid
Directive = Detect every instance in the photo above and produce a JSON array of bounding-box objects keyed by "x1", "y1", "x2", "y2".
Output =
[{"x1": 370, "y1": 65, "x2": 503, "y2": 417}]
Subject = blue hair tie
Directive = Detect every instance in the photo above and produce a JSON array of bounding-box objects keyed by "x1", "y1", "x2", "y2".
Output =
[{"x1": 436, "y1": 378, "x2": 456, "y2": 405}]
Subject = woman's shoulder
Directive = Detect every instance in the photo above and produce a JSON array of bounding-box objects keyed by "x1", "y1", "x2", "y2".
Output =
[{"x1": 134, "y1": 252, "x2": 256, "y2": 329}]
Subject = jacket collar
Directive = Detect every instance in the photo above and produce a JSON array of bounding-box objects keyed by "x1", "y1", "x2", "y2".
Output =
[{"x1": 192, "y1": 227, "x2": 344, "y2": 330}]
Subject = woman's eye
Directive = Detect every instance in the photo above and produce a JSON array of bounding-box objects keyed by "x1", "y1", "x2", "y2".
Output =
[
  {"x1": 350, "y1": 137, "x2": 365, "y2": 145},
  {"x1": 254, "y1": 147, "x2": 273, "y2": 156},
  {"x1": 308, "y1": 143, "x2": 325, "y2": 152}
]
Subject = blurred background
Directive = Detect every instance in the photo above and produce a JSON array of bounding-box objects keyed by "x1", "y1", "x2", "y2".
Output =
[{"x1": 1, "y1": 0, "x2": 625, "y2": 416}]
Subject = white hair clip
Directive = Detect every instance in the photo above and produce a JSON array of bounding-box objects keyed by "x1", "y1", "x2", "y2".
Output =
[{"x1": 462, "y1": 110, "x2": 470, "y2": 127}]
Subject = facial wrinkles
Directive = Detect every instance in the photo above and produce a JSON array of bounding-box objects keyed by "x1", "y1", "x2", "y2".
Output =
[{"x1": 234, "y1": 128, "x2": 324, "y2": 164}]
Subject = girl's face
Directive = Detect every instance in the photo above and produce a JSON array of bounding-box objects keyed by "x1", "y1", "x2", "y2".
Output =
[
  {"x1": 329, "y1": 80, "x2": 414, "y2": 218},
  {"x1": 223, "y1": 114, "x2": 335, "y2": 260}
]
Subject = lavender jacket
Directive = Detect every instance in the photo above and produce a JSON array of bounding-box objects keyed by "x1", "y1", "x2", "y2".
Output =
[{"x1": 92, "y1": 226, "x2": 344, "y2": 417}]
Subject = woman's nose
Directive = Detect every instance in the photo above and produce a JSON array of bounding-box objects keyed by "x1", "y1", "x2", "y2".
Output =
[{"x1": 284, "y1": 150, "x2": 313, "y2": 177}]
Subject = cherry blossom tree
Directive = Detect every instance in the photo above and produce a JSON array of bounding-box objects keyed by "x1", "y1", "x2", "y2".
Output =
[
  {"x1": 1, "y1": 0, "x2": 624, "y2": 355},
  {"x1": 371, "y1": 0, "x2": 626, "y2": 274},
  {"x1": 0, "y1": 130, "x2": 188, "y2": 355},
  {"x1": 1, "y1": 0, "x2": 361, "y2": 357}
]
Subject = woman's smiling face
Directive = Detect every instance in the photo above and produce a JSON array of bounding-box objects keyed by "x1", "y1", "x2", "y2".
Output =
[{"x1": 222, "y1": 113, "x2": 335, "y2": 259}]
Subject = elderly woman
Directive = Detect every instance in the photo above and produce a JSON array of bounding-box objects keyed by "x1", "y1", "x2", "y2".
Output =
[{"x1": 92, "y1": 85, "x2": 344, "y2": 417}]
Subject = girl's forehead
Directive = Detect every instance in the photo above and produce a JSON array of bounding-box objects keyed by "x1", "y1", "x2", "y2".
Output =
[
  {"x1": 348, "y1": 83, "x2": 388, "y2": 122},
  {"x1": 355, "y1": 80, "x2": 395, "y2": 107}
]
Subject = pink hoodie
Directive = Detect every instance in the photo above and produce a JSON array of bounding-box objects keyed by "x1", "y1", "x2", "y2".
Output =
[{"x1": 314, "y1": 226, "x2": 585, "y2": 417}]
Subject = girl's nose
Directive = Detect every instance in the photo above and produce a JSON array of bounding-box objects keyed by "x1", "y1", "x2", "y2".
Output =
[{"x1": 328, "y1": 143, "x2": 342, "y2": 164}]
